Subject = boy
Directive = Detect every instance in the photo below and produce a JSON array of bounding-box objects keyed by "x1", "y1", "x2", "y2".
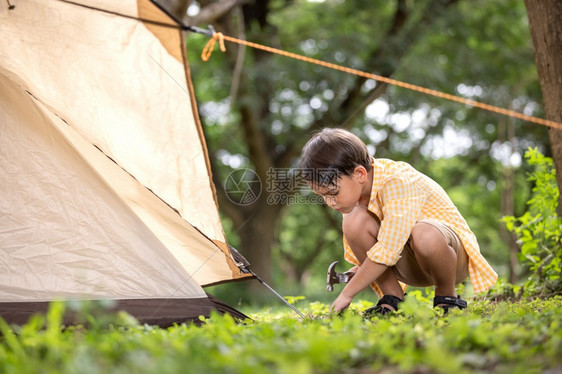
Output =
[{"x1": 300, "y1": 128, "x2": 497, "y2": 314}]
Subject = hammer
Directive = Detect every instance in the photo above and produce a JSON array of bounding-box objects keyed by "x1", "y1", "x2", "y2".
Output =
[{"x1": 326, "y1": 261, "x2": 355, "y2": 292}]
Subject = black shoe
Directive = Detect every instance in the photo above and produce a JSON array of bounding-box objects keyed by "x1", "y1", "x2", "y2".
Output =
[
  {"x1": 363, "y1": 294, "x2": 404, "y2": 317},
  {"x1": 433, "y1": 295, "x2": 467, "y2": 314}
]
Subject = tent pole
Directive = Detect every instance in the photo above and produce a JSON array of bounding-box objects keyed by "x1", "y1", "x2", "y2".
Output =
[{"x1": 250, "y1": 271, "x2": 306, "y2": 319}]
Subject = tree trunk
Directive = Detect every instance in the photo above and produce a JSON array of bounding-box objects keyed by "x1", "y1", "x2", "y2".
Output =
[
  {"x1": 525, "y1": 0, "x2": 562, "y2": 211},
  {"x1": 498, "y1": 117, "x2": 520, "y2": 283},
  {"x1": 157, "y1": 0, "x2": 189, "y2": 21},
  {"x1": 237, "y1": 202, "x2": 282, "y2": 286}
]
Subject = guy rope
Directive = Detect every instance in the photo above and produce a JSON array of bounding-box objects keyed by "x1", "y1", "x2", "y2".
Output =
[{"x1": 200, "y1": 31, "x2": 562, "y2": 131}]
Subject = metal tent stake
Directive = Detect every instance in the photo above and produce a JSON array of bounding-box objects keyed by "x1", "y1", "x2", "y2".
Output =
[
  {"x1": 250, "y1": 270, "x2": 306, "y2": 319},
  {"x1": 228, "y1": 246, "x2": 306, "y2": 319}
]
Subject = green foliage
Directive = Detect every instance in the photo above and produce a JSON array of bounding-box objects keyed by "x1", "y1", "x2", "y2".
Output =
[
  {"x1": 503, "y1": 148, "x2": 562, "y2": 289},
  {"x1": 1, "y1": 297, "x2": 561, "y2": 373}
]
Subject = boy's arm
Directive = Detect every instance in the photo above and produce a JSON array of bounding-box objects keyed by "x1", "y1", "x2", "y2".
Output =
[{"x1": 330, "y1": 258, "x2": 387, "y2": 313}]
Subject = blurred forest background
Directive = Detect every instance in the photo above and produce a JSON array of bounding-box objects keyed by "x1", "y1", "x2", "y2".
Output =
[{"x1": 168, "y1": 0, "x2": 556, "y2": 305}]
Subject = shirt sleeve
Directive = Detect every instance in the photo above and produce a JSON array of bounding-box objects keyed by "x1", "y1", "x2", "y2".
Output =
[
  {"x1": 343, "y1": 212, "x2": 410, "y2": 298},
  {"x1": 366, "y1": 176, "x2": 426, "y2": 266}
]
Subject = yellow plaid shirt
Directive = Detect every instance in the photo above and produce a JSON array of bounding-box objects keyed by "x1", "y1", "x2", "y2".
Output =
[{"x1": 343, "y1": 158, "x2": 498, "y2": 296}]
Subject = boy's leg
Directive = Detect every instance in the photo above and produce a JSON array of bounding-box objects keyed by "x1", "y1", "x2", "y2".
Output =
[
  {"x1": 409, "y1": 222, "x2": 458, "y2": 297},
  {"x1": 343, "y1": 206, "x2": 404, "y2": 305}
]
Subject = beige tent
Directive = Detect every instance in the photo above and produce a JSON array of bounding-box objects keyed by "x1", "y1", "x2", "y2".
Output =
[{"x1": 0, "y1": 0, "x2": 252, "y2": 326}]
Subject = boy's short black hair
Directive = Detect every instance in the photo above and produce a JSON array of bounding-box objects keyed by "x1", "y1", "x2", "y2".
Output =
[{"x1": 300, "y1": 128, "x2": 371, "y2": 187}]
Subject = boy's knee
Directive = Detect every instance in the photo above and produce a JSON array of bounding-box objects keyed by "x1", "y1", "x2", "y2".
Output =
[
  {"x1": 410, "y1": 223, "x2": 449, "y2": 257},
  {"x1": 342, "y1": 211, "x2": 359, "y2": 238},
  {"x1": 342, "y1": 206, "x2": 379, "y2": 239}
]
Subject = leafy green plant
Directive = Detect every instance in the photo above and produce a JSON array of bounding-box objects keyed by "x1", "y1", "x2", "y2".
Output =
[
  {"x1": 1, "y1": 296, "x2": 561, "y2": 374},
  {"x1": 503, "y1": 148, "x2": 561, "y2": 292},
  {"x1": 283, "y1": 295, "x2": 306, "y2": 305}
]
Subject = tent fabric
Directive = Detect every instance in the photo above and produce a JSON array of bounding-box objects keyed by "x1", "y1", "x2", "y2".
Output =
[
  {"x1": 0, "y1": 0, "x2": 251, "y2": 325},
  {"x1": 0, "y1": 295, "x2": 250, "y2": 327},
  {"x1": 0, "y1": 75, "x2": 208, "y2": 300}
]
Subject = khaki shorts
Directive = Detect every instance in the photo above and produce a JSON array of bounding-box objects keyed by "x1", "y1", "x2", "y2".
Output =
[{"x1": 392, "y1": 219, "x2": 469, "y2": 287}]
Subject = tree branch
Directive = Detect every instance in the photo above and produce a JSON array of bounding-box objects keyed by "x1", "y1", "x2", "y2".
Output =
[
  {"x1": 277, "y1": 0, "x2": 460, "y2": 168},
  {"x1": 228, "y1": 5, "x2": 246, "y2": 108},
  {"x1": 184, "y1": 0, "x2": 244, "y2": 26}
]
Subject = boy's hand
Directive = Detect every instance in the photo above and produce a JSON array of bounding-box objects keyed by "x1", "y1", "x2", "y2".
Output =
[
  {"x1": 330, "y1": 261, "x2": 387, "y2": 314},
  {"x1": 345, "y1": 266, "x2": 358, "y2": 281},
  {"x1": 329, "y1": 292, "x2": 353, "y2": 313}
]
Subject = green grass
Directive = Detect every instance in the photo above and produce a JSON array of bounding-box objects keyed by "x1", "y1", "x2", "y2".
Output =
[{"x1": 1, "y1": 294, "x2": 561, "y2": 374}]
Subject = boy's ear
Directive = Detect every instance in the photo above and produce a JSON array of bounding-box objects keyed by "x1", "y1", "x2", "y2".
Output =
[{"x1": 353, "y1": 165, "x2": 368, "y2": 182}]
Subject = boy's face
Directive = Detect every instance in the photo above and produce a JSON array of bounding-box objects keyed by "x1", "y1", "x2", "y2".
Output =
[{"x1": 310, "y1": 170, "x2": 365, "y2": 214}]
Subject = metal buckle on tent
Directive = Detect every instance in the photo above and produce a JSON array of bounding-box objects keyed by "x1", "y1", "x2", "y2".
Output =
[{"x1": 185, "y1": 24, "x2": 215, "y2": 38}]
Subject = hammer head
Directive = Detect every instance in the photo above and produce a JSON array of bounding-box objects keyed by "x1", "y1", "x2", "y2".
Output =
[
  {"x1": 326, "y1": 261, "x2": 340, "y2": 292},
  {"x1": 326, "y1": 261, "x2": 354, "y2": 292}
]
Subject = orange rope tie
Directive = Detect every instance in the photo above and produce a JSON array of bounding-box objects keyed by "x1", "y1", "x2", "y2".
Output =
[
  {"x1": 201, "y1": 32, "x2": 226, "y2": 62},
  {"x1": 201, "y1": 33, "x2": 562, "y2": 131}
]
